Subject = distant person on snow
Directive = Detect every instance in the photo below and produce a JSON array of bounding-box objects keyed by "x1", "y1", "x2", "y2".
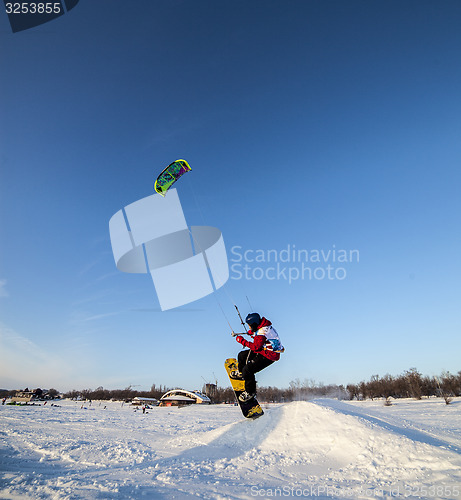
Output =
[{"x1": 231, "y1": 313, "x2": 284, "y2": 402}]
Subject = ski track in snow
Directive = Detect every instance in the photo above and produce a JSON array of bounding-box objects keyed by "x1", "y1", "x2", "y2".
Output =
[{"x1": 1, "y1": 398, "x2": 460, "y2": 499}]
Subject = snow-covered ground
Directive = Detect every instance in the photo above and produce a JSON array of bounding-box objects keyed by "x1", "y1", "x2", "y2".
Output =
[{"x1": 1, "y1": 397, "x2": 460, "y2": 499}]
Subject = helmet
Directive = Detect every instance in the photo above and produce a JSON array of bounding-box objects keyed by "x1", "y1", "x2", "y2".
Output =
[{"x1": 245, "y1": 312, "x2": 261, "y2": 331}]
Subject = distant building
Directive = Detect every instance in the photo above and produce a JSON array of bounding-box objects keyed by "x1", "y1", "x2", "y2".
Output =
[
  {"x1": 11, "y1": 390, "x2": 35, "y2": 403},
  {"x1": 159, "y1": 389, "x2": 211, "y2": 407},
  {"x1": 131, "y1": 397, "x2": 159, "y2": 406},
  {"x1": 11, "y1": 388, "x2": 59, "y2": 403},
  {"x1": 203, "y1": 383, "x2": 217, "y2": 399}
]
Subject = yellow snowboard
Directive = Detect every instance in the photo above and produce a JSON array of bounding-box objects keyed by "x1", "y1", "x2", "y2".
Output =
[{"x1": 224, "y1": 358, "x2": 264, "y2": 419}]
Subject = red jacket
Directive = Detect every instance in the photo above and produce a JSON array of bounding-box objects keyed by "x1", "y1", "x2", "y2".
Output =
[{"x1": 236, "y1": 317, "x2": 281, "y2": 361}]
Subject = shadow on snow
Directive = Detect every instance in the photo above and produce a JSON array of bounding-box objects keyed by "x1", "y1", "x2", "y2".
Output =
[{"x1": 313, "y1": 399, "x2": 461, "y2": 456}]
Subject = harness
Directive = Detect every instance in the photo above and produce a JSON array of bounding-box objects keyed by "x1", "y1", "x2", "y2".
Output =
[{"x1": 255, "y1": 325, "x2": 285, "y2": 353}]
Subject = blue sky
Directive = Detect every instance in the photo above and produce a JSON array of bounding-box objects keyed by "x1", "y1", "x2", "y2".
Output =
[{"x1": 1, "y1": 0, "x2": 460, "y2": 392}]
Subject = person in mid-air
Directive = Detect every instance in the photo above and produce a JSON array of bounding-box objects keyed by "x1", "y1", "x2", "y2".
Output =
[{"x1": 231, "y1": 312, "x2": 284, "y2": 402}]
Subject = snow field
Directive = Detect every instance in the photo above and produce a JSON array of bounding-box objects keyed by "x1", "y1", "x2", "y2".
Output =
[{"x1": 1, "y1": 398, "x2": 460, "y2": 499}]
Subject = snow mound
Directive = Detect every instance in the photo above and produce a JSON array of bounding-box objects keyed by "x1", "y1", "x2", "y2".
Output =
[
  {"x1": 1, "y1": 399, "x2": 460, "y2": 499},
  {"x1": 156, "y1": 401, "x2": 461, "y2": 498}
]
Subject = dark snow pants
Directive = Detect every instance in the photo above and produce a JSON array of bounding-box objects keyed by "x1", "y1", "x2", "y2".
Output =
[{"x1": 237, "y1": 349, "x2": 274, "y2": 395}]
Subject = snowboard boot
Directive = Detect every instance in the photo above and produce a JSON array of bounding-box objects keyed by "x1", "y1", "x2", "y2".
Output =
[
  {"x1": 230, "y1": 370, "x2": 244, "y2": 380},
  {"x1": 238, "y1": 391, "x2": 256, "y2": 402}
]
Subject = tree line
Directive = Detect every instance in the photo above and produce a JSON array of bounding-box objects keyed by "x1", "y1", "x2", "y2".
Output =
[
  {"x1": 59, "y1": 380, "x2": 350, "y2": 404},
  {"x1": 346, "y1": 368, "x2": 461, "y2": 403},
  {"x1": 62, "y1": 384, "x2": 171, "y2": 402},
  {"x1": 2, "y1": 368, "x2": 460, "y2": 404},
  {"x1": 212, "y1": 368, "x2": 461, "y2": 403},
  {"x1": 210, "y1": 380, "x2": 349, "y2": 404}
]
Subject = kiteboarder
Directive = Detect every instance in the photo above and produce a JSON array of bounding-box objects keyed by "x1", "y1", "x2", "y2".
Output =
[{"x1": 231, "y1": 313, "x2": 284, "y2": 402}]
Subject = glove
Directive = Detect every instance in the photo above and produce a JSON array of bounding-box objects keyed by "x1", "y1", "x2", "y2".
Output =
[{"x1": 236, "y1": 335, "x2": 244, "y2": 344}]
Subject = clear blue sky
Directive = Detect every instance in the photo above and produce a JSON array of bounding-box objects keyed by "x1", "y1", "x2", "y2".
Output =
[{"x1": 1, "y1": 1, "x2": 460, "y2": 392}]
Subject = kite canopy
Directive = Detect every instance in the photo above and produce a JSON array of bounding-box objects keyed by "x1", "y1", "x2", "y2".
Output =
[{"x1": 154, "y1": 159, "x2": 191, "y2": 196}]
